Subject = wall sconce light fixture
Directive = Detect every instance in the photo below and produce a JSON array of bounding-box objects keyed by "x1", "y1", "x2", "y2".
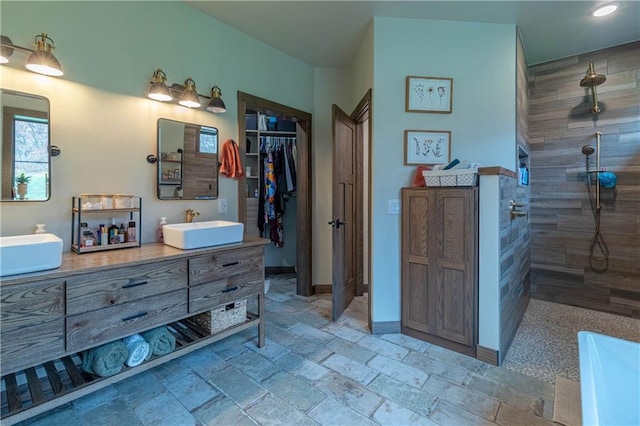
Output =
[
  {"x1": 178, "y1": 77, "x2": 201, "y2": 108},
  {"x1": 206, "y1": 86, "x2": 227, "y2": 113},
  {"x1": 0, "y1": 33, "x2": 64, "y2": 77},
  {"x1": 146, "y1": 68, "x2": 226, "y2": 113},
  {"x1": 147, "y1": 68, "x2": 173, "y2": 102}
]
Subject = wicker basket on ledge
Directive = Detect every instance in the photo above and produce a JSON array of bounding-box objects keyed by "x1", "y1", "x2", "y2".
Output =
[{"x1": 187, "y1": 299, "x2": 247, "y2": 335}]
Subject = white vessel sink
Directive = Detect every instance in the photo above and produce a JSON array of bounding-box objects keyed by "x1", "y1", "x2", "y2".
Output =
[
  {"x1": 163, "y1": 220, "x2": 244, "y2": 250},
  {"x1": 0, "y1": 233, "x2": 63, "y2": 277}
]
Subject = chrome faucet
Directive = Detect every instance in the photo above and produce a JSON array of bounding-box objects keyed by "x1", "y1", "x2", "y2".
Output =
[{"x1": 185, "y1": 209, "x2": 200, "y2": 223}]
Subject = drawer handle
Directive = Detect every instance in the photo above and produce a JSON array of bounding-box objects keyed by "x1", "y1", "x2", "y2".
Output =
[
  {"x1": 222, "y1": 261, "x2": 239, "y2": 267},
  {"x1": 222, "y1": 286, "x2": 239, "y2": 293},
  {"x1": 122, "y1": 280, "x2": 148, "y2": 289},
  {"x1": 122, "y1": 311, "x2": 148, "y2": 322}
]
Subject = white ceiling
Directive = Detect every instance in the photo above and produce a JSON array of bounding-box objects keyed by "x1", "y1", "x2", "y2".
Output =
[{"x1": 184, "y1": 1, "x2": 640, "y2": 67}]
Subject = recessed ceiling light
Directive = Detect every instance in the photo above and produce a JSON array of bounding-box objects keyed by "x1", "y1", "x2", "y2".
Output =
[{"x1": 593, "y1": 2, "x2": 620, "y2": 17}]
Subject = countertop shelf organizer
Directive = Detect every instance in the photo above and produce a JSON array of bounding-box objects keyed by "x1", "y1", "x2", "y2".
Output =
[{"x1": 71, "y1": 195, "x2": 142, "y2": 254}]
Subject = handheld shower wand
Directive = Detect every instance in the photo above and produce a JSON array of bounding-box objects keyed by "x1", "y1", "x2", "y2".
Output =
[
  {"x1": 594, "y1": 131, "x2": 601, "y2": 211},
  {"x1": 582, "y1": 132, "x2": 608, "y2": 263}
]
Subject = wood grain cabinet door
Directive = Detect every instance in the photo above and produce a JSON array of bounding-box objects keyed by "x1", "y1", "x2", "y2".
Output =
[
  {"x1": 432, "y1": 188, "x2": 477, "y2": 347},
  {"x1": 1, "y1": 279, "x2": 65, "y2": 374},
  {"x1": 401, "y1": 188, "x2": 434, "y2": 334},
  {"x1": 401, "y1": 187, "x2": 478, "y2": 356}
]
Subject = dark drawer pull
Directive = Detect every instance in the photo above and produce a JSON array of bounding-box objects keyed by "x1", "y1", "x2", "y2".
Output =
[
  {"x1": 122, "y1": 280, "x2": 148, "y2": 289},
  {"x1": 222, "y1": 261, "x2": 239, "y2": 267},
  {"x1": 122, "y1": 311, "x2": 148, "y2": 322},
  {"x1": 222, "y1": 286, "x2": 239, "y2": 293}
]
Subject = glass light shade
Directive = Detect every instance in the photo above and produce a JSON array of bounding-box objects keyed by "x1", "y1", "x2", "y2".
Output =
[
  {"x1": 206, "y1": 86, "x2": 226, "y2": 113},
  {"x1": 178, "y1": 78, "x2": 201, "y2": 108}
]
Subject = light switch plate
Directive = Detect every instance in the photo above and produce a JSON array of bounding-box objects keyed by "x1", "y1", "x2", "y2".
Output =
[
  {"x1": 218, "y1": 198, "x2": 228, "y2": 213},
  {"x1": 388, "y1": 199, "x2": 401, "y2": 215}
]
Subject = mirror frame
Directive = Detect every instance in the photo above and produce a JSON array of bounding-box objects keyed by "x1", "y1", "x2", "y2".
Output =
[
  {"x1": 156, "y1": 118, "x2": 219, "y2": 200},
  {"x1": 1, "y1": 89, "x2": 52, "y2": 202}
]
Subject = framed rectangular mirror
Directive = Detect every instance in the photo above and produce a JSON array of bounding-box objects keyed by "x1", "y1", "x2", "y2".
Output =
[
  {"x1": 156, "y1": 118, "x2": 218, "y2": 200},
  {"x1": 1, "y1": 89, "x2": 51, "y2": 202}
]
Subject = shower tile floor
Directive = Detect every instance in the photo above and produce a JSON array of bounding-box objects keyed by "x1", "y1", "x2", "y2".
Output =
[
  {"x1": 17, "y1": 274, "x2": 559, "y2": 426},
  {"x1": 502, "y1": 298, "x2": 640, "y2": 383}
]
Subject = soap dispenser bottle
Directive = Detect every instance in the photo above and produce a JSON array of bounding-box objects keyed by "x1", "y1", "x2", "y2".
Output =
[
  {"x1": 157, "y1": 217, "x2": 167, "y2": 243},
  {"x1": 520, "y1": 163, "x2": 529, "y2": 186},
  {"x1": 108, "y1": 218, "x2": 119, "y2": 244}
]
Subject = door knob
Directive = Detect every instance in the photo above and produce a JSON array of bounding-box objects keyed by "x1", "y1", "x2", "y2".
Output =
[{"x1": 328, "y1": 219, "x2": 346, "y2": 229}]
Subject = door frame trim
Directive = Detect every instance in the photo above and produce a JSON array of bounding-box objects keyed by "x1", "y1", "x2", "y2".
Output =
[
  {"x1": 237, "y1": 91, "x2": 314, "y2": 296},
  {"x1": 350, "y1": 89, "x2": 372, "y2": 331},
  {"x1": 350, "y1": 89, "x2": 370, "y2": 298}
]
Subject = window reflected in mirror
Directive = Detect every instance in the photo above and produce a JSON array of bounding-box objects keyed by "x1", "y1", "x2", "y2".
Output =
[
  {"x1": 1, "y1": 89, "x2": 51, "y2": 202},
  {"x1": 157, "y1": 118, "x2": 218, "y2": 200}
]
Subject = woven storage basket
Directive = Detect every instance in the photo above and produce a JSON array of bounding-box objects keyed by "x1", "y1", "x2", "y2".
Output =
[
  {"x1": 187, "y1": 299, "x2": 247, "y2": 335},
  {"x1": 422, "y1": 169, "x2": 479, "y2": 187}
]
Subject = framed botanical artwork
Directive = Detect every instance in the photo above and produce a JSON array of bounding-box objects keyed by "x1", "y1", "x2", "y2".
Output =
[
  {"x1": 406, "y1": 76, "x2": 453, "y2": 113},
  {"x1": 404, "y1": 130, "x2": 451, "y2": 165}
]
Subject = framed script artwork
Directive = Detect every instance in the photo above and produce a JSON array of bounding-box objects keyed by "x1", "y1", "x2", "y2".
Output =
[
  {"x1": 406, "y1": 76, "x2": 453, "y2": 113},
  {"x1": 404, "y1": 130, "x2": 451, "y2": 165}
]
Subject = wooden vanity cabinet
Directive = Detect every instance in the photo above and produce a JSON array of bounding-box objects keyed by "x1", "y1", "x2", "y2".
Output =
[
  {"x1": 65, "y1": 259, "x2": 189, "y2": 352},
  {"x1": 0, "y1": 239, "x2": 267, "y2": 425},
  {"x1": 401, "y1": 187, "x2": 478, "y2": 357},
  {"x1": 189, "y1": 245, "x2": 264, "y2": 313},
  {"x1": 0, "y1": 279, "x2": 65, "y2": 375}
]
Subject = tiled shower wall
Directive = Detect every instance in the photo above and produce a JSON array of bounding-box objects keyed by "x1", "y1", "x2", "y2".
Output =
[
  {"x1": 499, "y1": 31, "x2": 531, "y2": 363},
  {"x1": 499, "y1": 176, "x2": 531, "y2": 362},
  {"x1": 529, "y1": 41, "x2": 640, "y2": 318}
]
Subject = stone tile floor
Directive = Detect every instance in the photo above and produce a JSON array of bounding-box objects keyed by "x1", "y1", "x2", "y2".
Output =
[
  {"x1": 502, "y1": 298, "x2": 640, "y2": 383},
  {"x1": 20, "y1": 274, "x2": 557, "y2": 425}
]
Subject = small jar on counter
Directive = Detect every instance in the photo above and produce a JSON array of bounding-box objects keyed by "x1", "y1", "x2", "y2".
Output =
[{"x1": 82, "y1": 231, "x2": 95, "y2": 247}]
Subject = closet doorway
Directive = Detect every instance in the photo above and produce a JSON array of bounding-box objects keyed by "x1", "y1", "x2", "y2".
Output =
[
  {"x1": 331, "y1": 90, "x2": 372, "y2": 329},
  {"x1": 237, "y1": 92, "x2": 313, "y2": 296}
]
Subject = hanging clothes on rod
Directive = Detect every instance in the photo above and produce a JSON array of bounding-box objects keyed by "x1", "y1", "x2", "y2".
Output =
[{"x1": 257, "y1": 136, "x2": 297, "y2": 247}]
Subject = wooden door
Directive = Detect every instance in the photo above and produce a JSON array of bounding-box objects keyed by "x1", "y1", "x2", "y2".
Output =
[{"x1": 331, "y1": 105, "x2": 356, "y2": 321}]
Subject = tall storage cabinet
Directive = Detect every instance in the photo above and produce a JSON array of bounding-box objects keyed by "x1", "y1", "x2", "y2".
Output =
[{"x1": 401, "y1": 187, "x2": 478, "y2": 357}]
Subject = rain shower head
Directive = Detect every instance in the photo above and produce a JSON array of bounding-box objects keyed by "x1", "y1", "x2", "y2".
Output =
[
  {"x1": 580, "y1": 62, "x2": 607, "y2": 87},
  {"x1": 582, "y1": 145, "x2": 595, "y2": 156},
  {"x1": 580, "y1": 61, "x2": 606, "y2": 113}
]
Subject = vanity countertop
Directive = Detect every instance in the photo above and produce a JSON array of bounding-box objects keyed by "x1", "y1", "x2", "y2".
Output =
[{"x1": 1, "y1": 236, "x2": 269, "y2": 286}]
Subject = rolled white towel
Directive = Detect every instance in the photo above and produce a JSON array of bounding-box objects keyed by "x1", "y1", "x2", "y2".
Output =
[
  {"x1": 122, "y1": 334, "x2": 150, "y2": 367},
  {"x1": 451, "y1": 160, "x2": 471, "y2": 169}
]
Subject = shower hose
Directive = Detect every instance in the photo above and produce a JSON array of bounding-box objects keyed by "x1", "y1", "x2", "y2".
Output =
[{"x1": 586, "y1": 172, "x2": 609, "y2": 261}]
